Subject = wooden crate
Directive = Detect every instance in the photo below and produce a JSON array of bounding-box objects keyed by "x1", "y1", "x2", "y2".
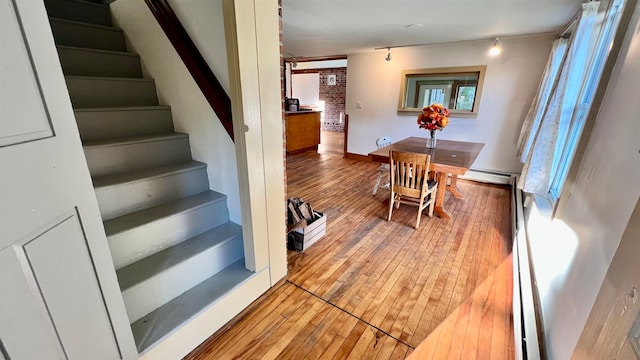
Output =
[{"x1": 290, "y1": 212, "x2": 326, "y2": 251}]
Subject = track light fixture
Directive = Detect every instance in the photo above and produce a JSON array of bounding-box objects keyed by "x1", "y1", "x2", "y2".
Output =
[
  {"x1": 488, "y1": 38, "x2": 502, "y2": 56},
  {"x1": 385, "y1": 48, "x2": 392, "y2": 62},
  {"x1": 376, "y1": 35, "x2": 509, "y2": 62}
]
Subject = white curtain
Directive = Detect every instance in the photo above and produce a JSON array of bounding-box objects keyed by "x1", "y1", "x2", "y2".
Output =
[
  {"x1": 517, "y1": 38, "x2": 568, "y2": 160},
  {"x1": 518, "y1": 1, "x2": 600, "y2": 195}
]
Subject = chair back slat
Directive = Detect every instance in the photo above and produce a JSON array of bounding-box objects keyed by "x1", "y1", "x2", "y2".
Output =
[
  {"x1": 387, "y1": 150, "x2": 437, "y2": 228},
  {"x1": 390, "y1": 151, "x2": 431, "y2": 198},
  {"x1": 376, "y1": 136, "x2": 393, "y2": 149},
  {"x1": 373, "y1": 137, "x2": 393, "y2": 195}
]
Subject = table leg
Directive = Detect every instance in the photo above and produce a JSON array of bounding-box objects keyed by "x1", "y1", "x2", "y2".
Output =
[
  {"x1": 434, "y1": 172, "x2": 451, "y2": 220},
  {"x1": 447, "y1": 174, "x2": 464, "y2": 199}
]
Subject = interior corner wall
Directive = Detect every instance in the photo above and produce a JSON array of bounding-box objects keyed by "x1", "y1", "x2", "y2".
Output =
[
  {"x1": 525, "y1": 4, "x2": 640, "y2": 359},
  {"x1": 345, "y1": 36, "x2": 554, "y2": 174},
  {"x1": 109, "y1": 0, "x2": 242, "y2": 223}
]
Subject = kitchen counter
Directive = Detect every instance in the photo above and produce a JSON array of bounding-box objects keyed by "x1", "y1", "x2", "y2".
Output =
[
  {"x1": 284, "y1": 111, "x2": 321, "y2": 154},
  {"x1": 284, "y1": 109, "x2": 318, "y2": 114}
]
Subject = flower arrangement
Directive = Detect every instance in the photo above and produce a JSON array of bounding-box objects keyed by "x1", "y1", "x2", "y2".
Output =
[{"x1": 417, "y1": 103, "x2": 450, "y2": 131}]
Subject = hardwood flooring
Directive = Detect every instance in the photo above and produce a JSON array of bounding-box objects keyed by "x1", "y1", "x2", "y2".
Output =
[
  {"x1": 186, "y1": 132, "x2": 514, "y2": 359},
  {"x1": 318, "y1": 130, "x2": 345, "y2": 156}
]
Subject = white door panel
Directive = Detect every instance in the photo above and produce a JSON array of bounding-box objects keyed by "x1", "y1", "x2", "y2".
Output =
[
  {"x1": 0, "y1": 246, "x2": 67, "y2": 359},
  {"x1": 22, "y1": 211, "x2": 121, "y2": 359},
  {"x1": 0, "y1": 0, "x2": 137, "y2": 358},
  {"x1": 0, "y1": 0, "x2": 53, "y2": 146}
]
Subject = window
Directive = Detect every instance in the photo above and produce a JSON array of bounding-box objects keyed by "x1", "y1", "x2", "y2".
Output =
[
  {"x1": 398, "y1": 65, "x2": 487, "y2": 116},
  {"x1": 548, "y1": 0, "x2": 625, "y2": 201},
  {"x1": 518, "y1": 0, "x2": 627, "y2": 201}
]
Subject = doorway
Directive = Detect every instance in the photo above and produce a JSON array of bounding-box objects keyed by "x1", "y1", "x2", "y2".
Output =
[{"x1": 285, "y1": 58, "x2": 347, "y2": 156}]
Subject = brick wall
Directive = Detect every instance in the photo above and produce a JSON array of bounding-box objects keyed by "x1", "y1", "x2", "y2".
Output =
[
  {"x1": 293, "y1": 67, "x2": 347, "y2": 132},
  {"x1": 319, "y1": 67, "x2": 346, "y2": 132}
]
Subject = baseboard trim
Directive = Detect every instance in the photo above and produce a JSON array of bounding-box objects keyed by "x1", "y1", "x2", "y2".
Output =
[
  {"x1": 286, "y1": 145, "x2": 318, "y2": 155},
  {"x1": 345, "y1": 152, "x2": 370, "y2": 162}
]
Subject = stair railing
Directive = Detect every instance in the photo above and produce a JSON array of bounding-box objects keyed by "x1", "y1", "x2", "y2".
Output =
[{"x1": 144, "y1": 0, "x2": 234, "y2": 141}]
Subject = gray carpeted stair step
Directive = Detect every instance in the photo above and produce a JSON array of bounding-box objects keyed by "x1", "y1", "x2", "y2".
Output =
[
  {"x1": 57, "y1": 46, "x2": 142, "y2": 78},
  {"x1": 83, "y1": 133, "x2": 192, "y2": 177},
  {"x1": 118, "y1": 222, "x2": 244, "y2": 323},
  {"x1": 75, "y1": 106, "x2": 174, "y2": 141},
  {"x1": 131, "y1": 259, "x2": 253, "y2": 354},
  {"x1": 49, "y1": 17, "x2": 126, "y2": 52},
  {"x1": 104, "y1": 190, "x2": 230, "y2": 270},
  {"x1": 66, "y1": 76, "x2": 158, "y2": 108},
  {"x1": 94, "y1": 161, "x2": 210, "y2": 221},
  {"x1": 44, "y1": 0, "x2": 111, "y2": 27}
]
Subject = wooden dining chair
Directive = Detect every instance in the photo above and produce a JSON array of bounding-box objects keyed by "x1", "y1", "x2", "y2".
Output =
[
  {"x1": 387, "y1": 150, "x2": 438, "y2": 229},
  {"x1": 372, "y1": 136, "x2": 393, "y2": 195}
]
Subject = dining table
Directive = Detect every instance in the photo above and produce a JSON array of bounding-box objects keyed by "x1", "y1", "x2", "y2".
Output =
[{"x1": 368, "y1": 137, "x2": 484, "y2": 220}]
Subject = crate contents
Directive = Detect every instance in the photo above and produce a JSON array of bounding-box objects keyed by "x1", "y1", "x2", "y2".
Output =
[{"x1": 287, "y1": 198, "x2": 326, "y2": 251}]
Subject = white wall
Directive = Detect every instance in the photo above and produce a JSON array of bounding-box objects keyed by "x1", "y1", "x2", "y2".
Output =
[
  {"x1": 291, "y1": 73, "x2": 319, "y2": 107},
  {"x1": 345, "y1": 36, "x2": 554, "y2": 174},
  {"x1": 111, "y1": 0, "x2": 242, "y2": 223},
  {"x1": 572, "y1": 199, "x2": 640, "y2": 359},
  {"x1": 167, "y1": 0, "x2": 230, "y2": 93},
  {"x1": 526, "y1": 3, "x2": 640, "y2": 359}
]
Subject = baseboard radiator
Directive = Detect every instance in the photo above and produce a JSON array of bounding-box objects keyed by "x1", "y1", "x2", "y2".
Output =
[
  {"x1": 460, "y1": 168, "x2": 513, "y2": 185},
  {"x1": 511, "y1": 175, "x2": 542, "y2": 360}
]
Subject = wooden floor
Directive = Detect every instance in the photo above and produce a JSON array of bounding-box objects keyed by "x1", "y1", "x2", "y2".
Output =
[
  {"x1": 186, "y1": 131, "x2": 514, "y2": 359},
  {"x1": 318, "y1": 130, "x2": 345, "y2": 156}
]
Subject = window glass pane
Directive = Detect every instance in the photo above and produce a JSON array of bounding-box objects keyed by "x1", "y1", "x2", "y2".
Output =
[
  {"x1": 429, "y1": 89, "x2": 445, "y2": 104},
  {"x1": 420, "y1": 86, "x2": 447, "y2": 107},
  {"x1": 455, "y1": 86, "x2": 476, "y2": 110}
]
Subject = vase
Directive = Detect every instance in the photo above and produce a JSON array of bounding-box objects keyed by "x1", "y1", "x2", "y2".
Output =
[{"x1": 426, "y1": 130, "x2": 437, "y2": 148}]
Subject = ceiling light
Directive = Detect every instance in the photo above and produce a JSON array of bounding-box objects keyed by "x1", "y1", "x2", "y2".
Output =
[
  {"x1": 291, "y1": 58, "x2": 297, "y2": 68},
  {"x1": 385, "y1": 48, "x2": 392, "y2": 62},
  {"x1": 489, "y1": 38, "x2": 502, "y2": 56}
]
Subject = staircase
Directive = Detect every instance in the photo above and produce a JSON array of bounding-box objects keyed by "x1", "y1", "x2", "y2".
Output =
[{"x1": 44, "y1": 0, "x2": 252, "y2": 354}]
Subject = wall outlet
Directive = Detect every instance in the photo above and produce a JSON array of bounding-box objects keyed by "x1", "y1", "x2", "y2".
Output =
[{"x1": 356, "y1": 101, "x2": 363, "y2": 109}]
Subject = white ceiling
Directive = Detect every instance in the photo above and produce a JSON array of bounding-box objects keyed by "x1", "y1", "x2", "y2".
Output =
[{"x1": 281, "y1": 0, "x2": 581, "y2": 58}]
